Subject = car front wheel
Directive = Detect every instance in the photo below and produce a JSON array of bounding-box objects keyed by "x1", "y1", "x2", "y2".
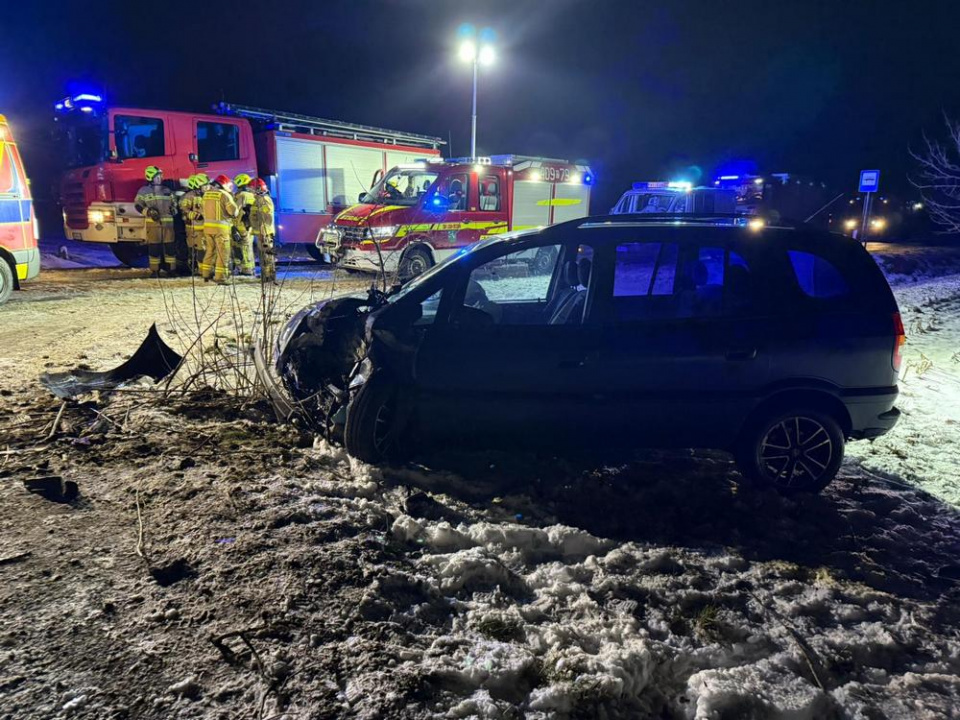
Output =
[
  {"x1": 735, "y1": 409, "x2": 844, "y2": 493},
  {"x1": 0, "y1": 259, "x2": 14, "y2": 305},
  {"x1": 344, "y1": 373, "x2": 402, "y2": 463}
]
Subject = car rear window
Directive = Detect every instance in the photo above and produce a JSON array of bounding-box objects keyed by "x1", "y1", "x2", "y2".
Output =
[{"x1": 787, "y1": 250, "x2": 849, "y2": 299}]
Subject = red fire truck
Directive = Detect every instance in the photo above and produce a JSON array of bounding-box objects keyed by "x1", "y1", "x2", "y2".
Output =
[
  {"x1": 0, "y1": 113, "x2": 39, "y2": 305},
  {"x1": 318, "y1": 155, "x2": 594, "y2": 279},
  {"x1": 55, "y1": 95, "x2": 444, "y2": 266}
]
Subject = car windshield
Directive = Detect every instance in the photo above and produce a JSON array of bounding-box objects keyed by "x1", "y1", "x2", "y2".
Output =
[
  {"x1": 361, "y1": 167, "x2": 439, "y2": 206},
  {"x1": 58, "y1": 113, "x2": 107, "y2": 169},
  {"x1": 387, "y1": 230, "x2": 540, "y2": 303}
]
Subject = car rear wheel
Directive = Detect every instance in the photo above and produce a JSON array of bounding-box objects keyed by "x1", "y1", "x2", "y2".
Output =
[
  {"x1": 735, "y1": 409, "x2": 844, "y2": 493},
  {"x1": 111, "y1": 243, "x2": 149, "y2": 268},
  {"x1": 0, "y1": 259, "x2": 14, "y2": 305},
  {"x1": 398, "y1": 246, "x2": 433, "y2": 282},
  {"x1": 344, "y1": 373, "x2": 402, "y2": 463}
]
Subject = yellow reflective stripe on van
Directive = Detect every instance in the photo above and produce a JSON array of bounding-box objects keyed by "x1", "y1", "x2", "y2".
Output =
[
  {"x1": 16, "y1": 263, "x2": 28, "y2": 280},
  {"x1": 536, "y1": 198, "x2": 582, "y2": 206}
]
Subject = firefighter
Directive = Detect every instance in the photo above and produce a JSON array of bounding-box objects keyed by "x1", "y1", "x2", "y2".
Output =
[
  {"x1": 201, "y1": 175, "x2": 238, "y2": 284},
  {"x1": 232, "y1": 173, "x2": 256, "y2": 276},
  {"x1": 249, "y1": 178, "x2": 277, "y2": 283},
  {"x1": 178, "y1": 174, "x2": 207, "y2": 272},
  {"x1": 134, "y1": 166, "x2": 177, "y2": 275}
]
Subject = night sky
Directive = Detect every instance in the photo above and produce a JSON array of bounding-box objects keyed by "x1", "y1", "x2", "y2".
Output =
[{"x1": 4, "y1": 0, "x2": 960, "y2": 215}]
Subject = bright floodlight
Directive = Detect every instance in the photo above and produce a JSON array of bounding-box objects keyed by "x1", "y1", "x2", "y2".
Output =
[
  {"x1": 459, "y1": 40, "x2": 476, "y2": 62},
  {"x1": 478, "y1": 45, "x2": 495, "y2": 65}
]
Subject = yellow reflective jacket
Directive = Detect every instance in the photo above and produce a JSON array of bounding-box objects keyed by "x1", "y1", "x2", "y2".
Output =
[
  {"x1": 250, "y1": 194, "x2": 276, "y2": 235},
  {"x1": 135, "y1": 183, "x2": 176, "y2": 224},
  {"x1": 202, "y1": 188, "x2": 238, "y2": 232},
  {"x1": 234, "y1": 189, "x2": 255, "y2": 232},
  {"x1": 178, "y1": 189, "x2": 204, "y2": 228}
]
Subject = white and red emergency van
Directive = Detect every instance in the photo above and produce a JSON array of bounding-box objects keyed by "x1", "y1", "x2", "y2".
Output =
[
  {"x1": 0, "y1": 113, "x2": 39, "y2": 304},
  {"x1": 55, "y1": 96, "x2": 444, "y2": 265},
  {"x1": 318, "y1": 155, "x2": 594, "y2": 279}
]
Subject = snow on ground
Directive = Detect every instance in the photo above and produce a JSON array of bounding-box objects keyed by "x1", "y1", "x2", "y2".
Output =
[
  {"x1": 847, "y1": 257, "x2": 960, "y2": 506},
  {"x1": 3, "y1": 241, "x2": 960, "y2": 719}
]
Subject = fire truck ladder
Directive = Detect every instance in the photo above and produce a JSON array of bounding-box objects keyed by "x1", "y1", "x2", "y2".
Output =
[{"x1": 216, "y1": 103, "x2": 445, "y2": 150}]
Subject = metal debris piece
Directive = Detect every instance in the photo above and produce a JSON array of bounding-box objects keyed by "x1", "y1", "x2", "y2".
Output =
[{"x1": 39, "y1": 324, "x2": 182, "y2": 399}]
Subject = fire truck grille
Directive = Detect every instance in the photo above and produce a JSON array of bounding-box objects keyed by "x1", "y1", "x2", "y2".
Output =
[
  {"x1": 335, "y1": 225, "x2": 366, "y2": 244},
  {"x1": 62, "y1": 182, "x2": 89, "y2": 229}
]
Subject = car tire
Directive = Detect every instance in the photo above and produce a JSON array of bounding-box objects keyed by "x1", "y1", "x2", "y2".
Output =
[
  {"x1": 0, "y1": 259, "x2": 14, "y2": 305},
  {"x1": 111, "y1": 243, "x2": 149, "y2": 268},
  {"x1": 398, "y1": 246, "x2": 433, "y2": 282},
  {"x1": 735, "y1": 408, "x2": 845, "y2": 493},
  {"x1": 344, "y1": 372, "x2": 402, "y2": 464}
]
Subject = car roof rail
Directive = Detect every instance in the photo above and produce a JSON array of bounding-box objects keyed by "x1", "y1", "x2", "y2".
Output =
[{"x1": 574, "y1": 213, "x2": 805, "y2": 230}]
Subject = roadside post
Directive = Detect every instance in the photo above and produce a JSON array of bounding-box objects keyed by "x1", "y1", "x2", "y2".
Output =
[{"x1": 858, "y1": 169, "x2": 880, "y2": 245}]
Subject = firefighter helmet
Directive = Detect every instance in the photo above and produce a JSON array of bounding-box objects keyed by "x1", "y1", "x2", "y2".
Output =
[
  {"x1": 145, "y1": 165, "x2": 162, "y2": 182},
  {"x1": 250, "y1": 178, "x2": 268, "y2": 194},
  {"x1": 213, "y1": 174, "x2": 234, "y2": 192},
  {"x1": 185, "y1": 174, "x2": 199, "y2": 190},
  {"x1": 233, "y1": 173, "x2": 252, "y2": 188},
  {"x1": 194, "y1": 173, "x2": 210, "y2": 187}
]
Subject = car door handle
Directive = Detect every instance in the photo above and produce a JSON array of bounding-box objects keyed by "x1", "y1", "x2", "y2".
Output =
[{"x1": 726, "y1": 347, "x2": 757, "y2": 361}]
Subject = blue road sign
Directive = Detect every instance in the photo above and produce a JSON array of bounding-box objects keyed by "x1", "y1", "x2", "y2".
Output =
[{"x1": 859, "y1": 169, "x2": 880, "y2": 193}]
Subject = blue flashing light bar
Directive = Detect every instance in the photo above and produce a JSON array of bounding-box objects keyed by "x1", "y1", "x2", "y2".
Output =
[
  {"x1": 718, "y1": 175, "x2": 740, "y2": 180},
  {"x1": 73, "y1": 93, "x2": 103, "y2": 103},
  {"x1": 582, "y1": 172, "x2": 594, "y2": 185}
]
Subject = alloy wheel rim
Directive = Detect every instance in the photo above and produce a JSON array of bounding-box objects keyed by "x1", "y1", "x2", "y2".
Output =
[
  {"x1": 372, "y1": 398, "x2": 395, "y2": 453},
  {"x1": 759, "y1": 416, "x2": 833, "y2": 488}
]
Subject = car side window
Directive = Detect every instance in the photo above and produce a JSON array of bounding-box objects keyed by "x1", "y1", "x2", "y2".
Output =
[
  {"x1": 612, "y1": 243, "x2": 755, "y2": 320},
  {"x1": 612, "y1": 242, "x2": 680, "y2": 320},
  {"x1": 458, "y1": 243, "x2": 579, "y2": 325},
  {"x1": 788, "y1": 250, "x2": 849, "y2": 299}
]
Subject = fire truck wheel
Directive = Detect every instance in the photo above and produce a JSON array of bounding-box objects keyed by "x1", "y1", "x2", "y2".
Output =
[
  {"x1": 532, "y1": 246, "x2": 558, "y2": 274},
  {"x1": 110, "y1": 243, "x2": 150, "y2": 269},
  {"x1": 398, "y1": 246, "x2": 434, "y2": 281},
  {"x1": 0, "y1": 259, "x2": 13, "y2": 305}
]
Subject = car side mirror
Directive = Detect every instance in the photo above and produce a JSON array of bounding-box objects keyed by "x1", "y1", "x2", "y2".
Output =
[
  {"x1": 188, "y1": 152, "x2": 197, "y2": 162},
  {"x1": 358, "y1": 192, "x2": 366, "y2": 204}
]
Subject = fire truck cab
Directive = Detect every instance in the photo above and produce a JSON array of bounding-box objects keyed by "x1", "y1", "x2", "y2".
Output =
[
  {"x1": 611, "y1": 181, "x2": 737, "y2": 215},
  {"x1": 319, "y1": 155, "x2": 593, "y2": 279},
  {"x1": 0, "y1": 113, "x2": 39, "y2": 305}
]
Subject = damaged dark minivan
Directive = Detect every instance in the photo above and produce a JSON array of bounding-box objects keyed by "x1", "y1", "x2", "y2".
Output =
[{"x1": 257, "y1": 215, "x2": 903, "y2": 493}]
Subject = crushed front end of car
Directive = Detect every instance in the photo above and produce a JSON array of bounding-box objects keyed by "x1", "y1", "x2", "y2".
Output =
[{"x1": 254, "y1": 290, "x2": 381, "y2": 439}]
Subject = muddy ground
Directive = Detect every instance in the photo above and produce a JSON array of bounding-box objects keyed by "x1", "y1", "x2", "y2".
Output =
[{"x1": 3, "y1": 262, "x2": 960, "y2": 719}]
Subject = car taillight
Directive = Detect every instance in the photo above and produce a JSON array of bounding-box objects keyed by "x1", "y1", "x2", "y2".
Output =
[{"x1": 892, "y1": 312, "x2": 906, "y2": 372}]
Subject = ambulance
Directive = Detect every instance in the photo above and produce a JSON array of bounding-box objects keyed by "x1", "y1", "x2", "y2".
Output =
[
  {"x1": 0, "y1": 113, "x2": 39, "y2": 305},
  {"x1": 319, "y1": 155, "x2": 594, "y2": 279}
]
